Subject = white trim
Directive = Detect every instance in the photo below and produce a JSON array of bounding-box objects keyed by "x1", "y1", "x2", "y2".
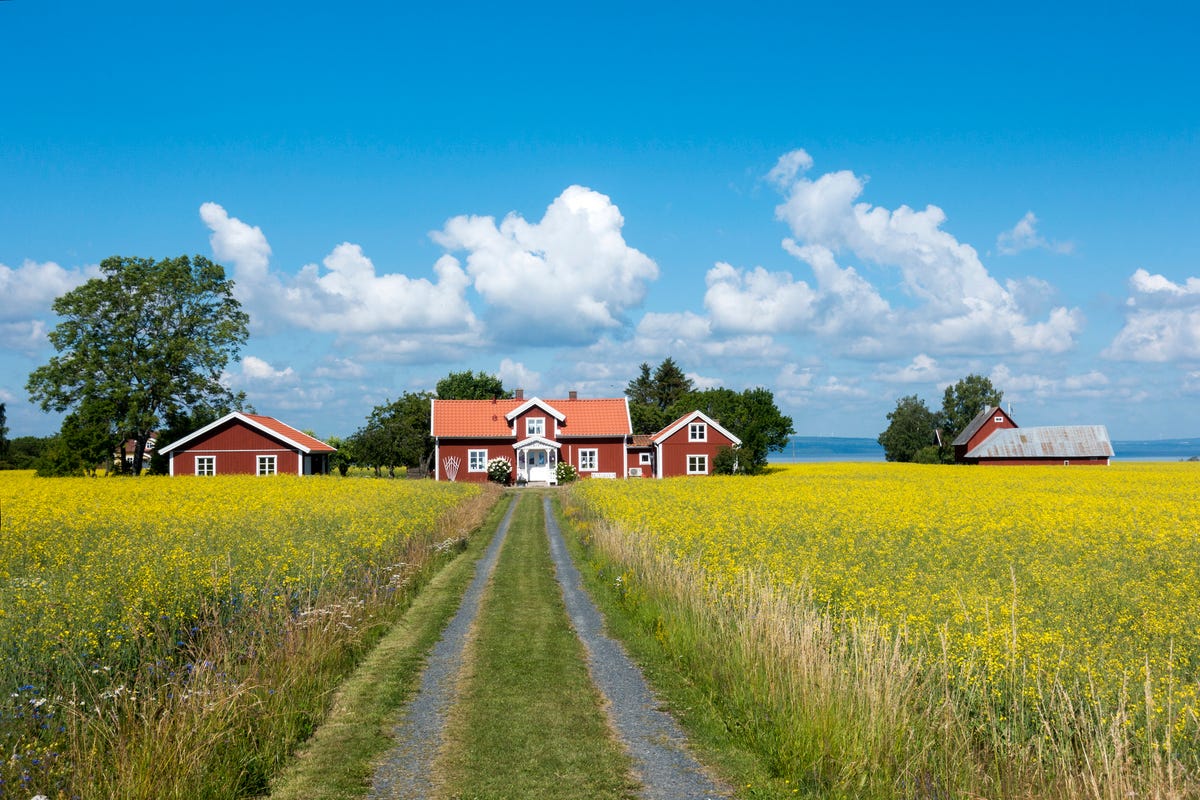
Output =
[
  {"x1": 257, "y1": 454, "x2": 278, "y2": 476},
  {"x1": 525, "y1": 416, "x2": 546, "y2": 437},
  {"x1": 157, "y1": 411, "x2": 335, "y2": 455},
  {"x1": 467, "y1": 448, "x2": 488, "y2": 472},
  {"x1": 195, "y1": 455, "x2": 216, "y2": 476},
  {"x1": 579, "y1": 448, "x2": 599, "y2": 472},
  {"x1": 688, "y1": 422, "x2": 707, "y2": 441},
  {"x1": 653, "y1": 410, "x2": 741, "y2": 447},
  {"x1": 639, "y1": 452, "x2": 651, "y2": 465},
  {"x1": 514, "y1": 435, "x2": 562, "y2": 450},
  {"x1": 686, "y1": 454, "x2": 708, "y2": 475},
  {"x1": 504, "y1": 397, "x2": 566, "y2": 423}
]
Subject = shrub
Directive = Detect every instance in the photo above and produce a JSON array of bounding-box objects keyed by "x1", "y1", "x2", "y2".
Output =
[
  {"x1": 556, "y1": 462, "x2": 578, "y2": 484},
  {"x1": 486, "y1": 457, "x2": 512, "y2": 485}
]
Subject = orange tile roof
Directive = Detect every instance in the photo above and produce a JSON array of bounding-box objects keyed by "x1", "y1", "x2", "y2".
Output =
[
  {"x1": 432, "y1": 397, "x2": 631, "y2": 438},
  {"x1": 244, "y1": 414, "x2": 338, "y2": 452}
]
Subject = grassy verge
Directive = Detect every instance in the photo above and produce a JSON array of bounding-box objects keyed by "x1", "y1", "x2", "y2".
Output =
[
  {"x1": 433, "y1": 492, "x2": 638, "y2": 800},
  {"x1": 265, "y1": 494, "x2": 513, "y2": 800}
]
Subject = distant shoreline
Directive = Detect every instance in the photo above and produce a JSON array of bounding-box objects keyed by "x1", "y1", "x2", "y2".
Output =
[{"x1": 770, "y1": 436, "x2": 1200, "y2": 463}]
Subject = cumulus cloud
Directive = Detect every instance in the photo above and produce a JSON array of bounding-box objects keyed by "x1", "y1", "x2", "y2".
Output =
[
  {"x1": 1105, "y1": 269, "x2": 1200, "y2": 362},
  {"x1": 200, "y1": 203, "x2": 479, "y2": 339},
  {"x1": 312, "y1": 357, "x2": 367, "y2": 380},
  {"x1": 0, "y1": 320, "x2": 49, "y2": 355},
  {"x1": 238, "y1": 355, "x2": 296, "y2": 383},
  {"x1": 431, "y1": 185, "x2": 658, "y2": 343},
  {"x1": 0, "y1": 260, "x2": 99, "y2": 320},
  {"x1": 990, "y1": 363, "x2": 1110, "y2": 399},
  {"x1": 757, "y1": 150, "x2": 1082, "y2": 356},
  {"x1": 996, "y1": 211, "x2": 1074, "y2": 256},
  {"x1": 498, "y1": 358, "x2": 541, "y2": 394},
  {"x1": 875, "y1": 354, "x2": 945, "y2": 384}
]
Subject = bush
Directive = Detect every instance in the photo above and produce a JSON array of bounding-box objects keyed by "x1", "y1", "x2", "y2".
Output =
[
  {"x1": 712, "y1": 446, "x2": 739, "y2": 475},
  {"x1": 486, "y1": 457, "x2": 512, "y2": 485},
  {"x1": 914, "y1": 445, "x2": 943, "y2": 464},
  {"x1": 556, "y1": 462, "x2": 578, "y2": 484}
]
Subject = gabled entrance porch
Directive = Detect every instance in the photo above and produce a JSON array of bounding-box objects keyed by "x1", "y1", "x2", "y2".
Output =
[{"x1": 514, "y1": 436, "x2": 560, "y2": 485}]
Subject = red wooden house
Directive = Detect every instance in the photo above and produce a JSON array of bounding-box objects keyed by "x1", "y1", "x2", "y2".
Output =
[
  {"x1": 952, "y1": 406, "x2": 1112, "y2": 466},
  {"x1": 431, "y1": 393, "x2": 743, "y2": 483},
  {"x1": 158, "y1": 412, "x2": 337, "y2": 476},
  {"x1": 649, "y1": 410, "x2": 741, "y2": 478}
]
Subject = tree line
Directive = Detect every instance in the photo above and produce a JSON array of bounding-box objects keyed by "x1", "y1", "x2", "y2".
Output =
[
  {"x1": 10, "y1": 251, "x2": 789, "y2": 477},
  {"x1": 877, "y1": 374, "x2": 1004, "y2": 463}
]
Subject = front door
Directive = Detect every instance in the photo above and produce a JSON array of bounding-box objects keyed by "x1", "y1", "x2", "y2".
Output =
[{"x1": 519, "y1": 447, "x2": 556, "y2": 483}]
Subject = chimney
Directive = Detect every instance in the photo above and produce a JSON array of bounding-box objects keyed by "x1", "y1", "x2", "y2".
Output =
[
  {"x1": 569, "y1": 390, "x2": 578, "y2": 400},
  {"x1": 515, "y1": 388, "x2": 524, "y2": 400}
]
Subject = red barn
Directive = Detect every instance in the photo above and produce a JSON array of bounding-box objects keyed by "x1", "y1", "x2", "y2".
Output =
[
  {"x1": 158, "y1": 412, "x2": 337, "y2": 476},
  {"x1": 953, "y1": 406, "x2": 1113, "y2": 466},
  {"x1": 651, "y1": 410, "x2": 741, "y2": 478}
]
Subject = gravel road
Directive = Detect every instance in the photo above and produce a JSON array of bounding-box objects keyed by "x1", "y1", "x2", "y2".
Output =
[
  {"x1": 542, "y1": 496, "x2": 730, "y2": 800},
  {"x1": 369, "y1": 493, "x2": 727, "y2": 799}
]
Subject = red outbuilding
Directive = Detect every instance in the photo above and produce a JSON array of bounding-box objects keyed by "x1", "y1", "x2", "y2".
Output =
[
  {"x1": 952, "y1": 406, "x2": 1113, "y2": 466},
  {"x1": 650, "y1": 410, "x2": 742, "y2": 478},
  {"x1": 158, "y1": 412, "x2": 337, "y2": 476}
]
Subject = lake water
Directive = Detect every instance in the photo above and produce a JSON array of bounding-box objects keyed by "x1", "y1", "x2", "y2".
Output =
[{"x1": 769, "y1": 436, "x2": 1200, "y2": 463}]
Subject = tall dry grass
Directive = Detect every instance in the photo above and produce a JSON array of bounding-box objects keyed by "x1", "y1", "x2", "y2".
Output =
[{"x1": 568, "y1": 503, "x2": 1196, "y2": 799}]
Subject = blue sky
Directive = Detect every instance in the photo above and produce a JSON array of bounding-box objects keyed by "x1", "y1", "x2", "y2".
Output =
[{"x1": 2, "y1": 1, "x2": 1198, "y2": 441}]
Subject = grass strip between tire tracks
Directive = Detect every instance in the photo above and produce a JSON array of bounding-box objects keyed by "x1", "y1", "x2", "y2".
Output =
[
  {"x1": 265, "y1": 495, "x2": 512, "y2": 800},
  {"x1": 433, "y1": 492, "x2": 639, "y2": 800}
]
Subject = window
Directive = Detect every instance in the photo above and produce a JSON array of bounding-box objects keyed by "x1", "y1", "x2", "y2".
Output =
[
  {"x1": 257, "y1": 455, "x2": 277, "y2": 476},
  {"x1": 526, "y1": 417, "x2": 545, "y2": 437},
  {"x1": 994, "y1": 416, "x2": 1004, "y2": 423},
  {"x1": 468, "y1": 449, "x2": 487, "y2": 472},
  {"x1": 687, "y1": 454, "x2": 708, "y2": 475},
  {"x1": 689, "y1": 422, "x2": 707, "y2": 441},
  {"x1": 639, "y1": 452, "x2": 651, "y2": 465},
  {"x1": 579, "y1": 449, "x2": 598, "y2": 472},
  {"x1": 195, "y1": 456, "x2": 215, "y2": 476}
]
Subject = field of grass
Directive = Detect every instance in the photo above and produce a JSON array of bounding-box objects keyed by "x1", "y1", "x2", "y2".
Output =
[
  {"x1": 0, "y1": 470, "x2": 493, "y2": 799},
  {"x1": 567, "y1": 462, "x2": 1200, "y2": 799}
]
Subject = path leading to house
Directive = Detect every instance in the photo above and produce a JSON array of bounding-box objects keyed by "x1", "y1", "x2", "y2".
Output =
[{"x1": 367, "y1": 492, "x2": 728, "y2": 800}]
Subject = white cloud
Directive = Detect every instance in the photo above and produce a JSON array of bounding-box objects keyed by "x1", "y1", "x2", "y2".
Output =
[
  {"x1": 200, "y1": 204, "x2": 479, "y2": 339},
  {"x1": 312, "y1": 357, "x2": 367, "y2": 380},
  {"x1": 431, "y1": 185, "x2": 658, "y2": 343},
  {"x1": 875, "y1": 354, "x2": 945, "y2": 384},
  {"x1": 200, "y1": 202, "x2": 272, "y2": 282},
  {"x1": 0, "y1": 320, "x2": 49, "y2": 356},
  {"x1": 704, "y1": 261, "x2": 818, "y2": 333},
  {"x1": 990, "y1": 363, "x2": 1110, "y2": 399},
  {"x1": 762, "y1": 150, "x2": 1082, "y2": 356},
  {"x1": 497, "y1": 358, "x2": 541, "y2": 394},
  {"x1": 238, "y1": 355, "x2": 296, "y2": 383},
  {"x1": 996, "y1": 211, "x2": 1074, "y2": 256},
  {"x1": 0, "y1": 259, "x2": 98, "y2": 323},
  {"x1": 1106, "y1": 269, "x2": 1200, "y2": 362}
]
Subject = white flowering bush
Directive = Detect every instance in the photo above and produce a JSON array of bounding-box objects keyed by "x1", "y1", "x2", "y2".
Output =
[
  {"x1": 486, "y1": 456, "x2": 512, "y2": 484},
  {"x1": 555, "y1": 461, "x2": 578, "y2": 484}
]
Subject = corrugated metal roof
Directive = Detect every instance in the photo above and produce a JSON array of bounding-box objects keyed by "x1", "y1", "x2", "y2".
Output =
[
  {"x1": 431, "y1": 397, "x2": 631, "y2": 438},
  {"x1": 965, "y1": 425, "x2": 1114, "y2": 460}
]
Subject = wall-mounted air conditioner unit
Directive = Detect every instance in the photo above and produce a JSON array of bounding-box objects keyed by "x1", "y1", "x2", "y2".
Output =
[{"x1": 628, "y1": 467, "x2": 642, "y2": 477}]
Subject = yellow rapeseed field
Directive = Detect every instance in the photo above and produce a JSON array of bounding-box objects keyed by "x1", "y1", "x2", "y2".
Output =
[
  {"x1": 0, "y1": 470, "x2": 480, "y2": 794},
  {"x1": 574, "y1": 462, "x2": 1200, "y2": 749}
]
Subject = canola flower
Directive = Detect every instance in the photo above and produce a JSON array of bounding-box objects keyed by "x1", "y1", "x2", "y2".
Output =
[
  {"x1": 0, "y1": 470, "x2": 479, "y2": 794},
  {"x1": 573, "y1": 462, "x2": 1200, "y2": 751}
]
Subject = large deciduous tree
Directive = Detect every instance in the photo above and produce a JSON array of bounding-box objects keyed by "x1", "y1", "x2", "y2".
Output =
[
  {"x1": 668, "y1": 386, "x2": 793, "y2": 474},
  {"x1": 26, "y1": 255, "x2": 249, "y2": 475},
  {"x1": 350, "y1": 392, "x2": 435, "y2": 477},
  {"x1": 436, "y1": 370, "x2": 512, "y2": 400},
  {"x1": 878, "y1": 395, "x2": 940, "y2": 462}
]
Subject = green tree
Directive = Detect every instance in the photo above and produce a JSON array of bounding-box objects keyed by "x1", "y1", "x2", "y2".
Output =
[
  {"x1": 668, "y1": 387, "x2": 793, "y2": 474},
  {"x1": 26, "y1": 255, "x2": 249, "y2": 475},
  {"x1": 878, "y1": 395, "x2": 940, "y2": 462},
  {"x1": 351, "y1": 392, "x2": 434, "y2": 477},
  {"x1": 325, "y1": 435, "x2": 355, "y2": 476},
  {"x1": 941, "y1": 373, "x2": 1004, "y2": 448},
  {"x1": 436, "y1": 370, "x2": 512, "y2": 400},
  {"x1": 625, "y1": 357, "x2": 696, "y2": 435}
]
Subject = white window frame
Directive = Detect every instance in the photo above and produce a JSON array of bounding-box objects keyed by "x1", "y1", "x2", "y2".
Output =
[
  {"x1": 468, "y1": 449, "x2": 488, "y2": 472},
  {"x1": 579, "y1": 448, "x2": 598, "y2": 472},
  {"x1": 257, "y1": 455, "x2": 277, "y2": 476},
  {"x1": 195, "y1": 455, "x2": 215, "y2": 476},
  {"x1": 994, "y1": 416, "x2": 1004, "y2": 423},
  {"x1": 687, "y1": 454, "x2": 708, "y2": 475},
  {"x1": 639, "y1": 452, "x2": 652, "y2": 465},
  {"x1": 689, "y1": 422, "x2": 707, "y2": 441},
  {"x1": 526, "y1": 417, "x2": 545, "y2": 437}
]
